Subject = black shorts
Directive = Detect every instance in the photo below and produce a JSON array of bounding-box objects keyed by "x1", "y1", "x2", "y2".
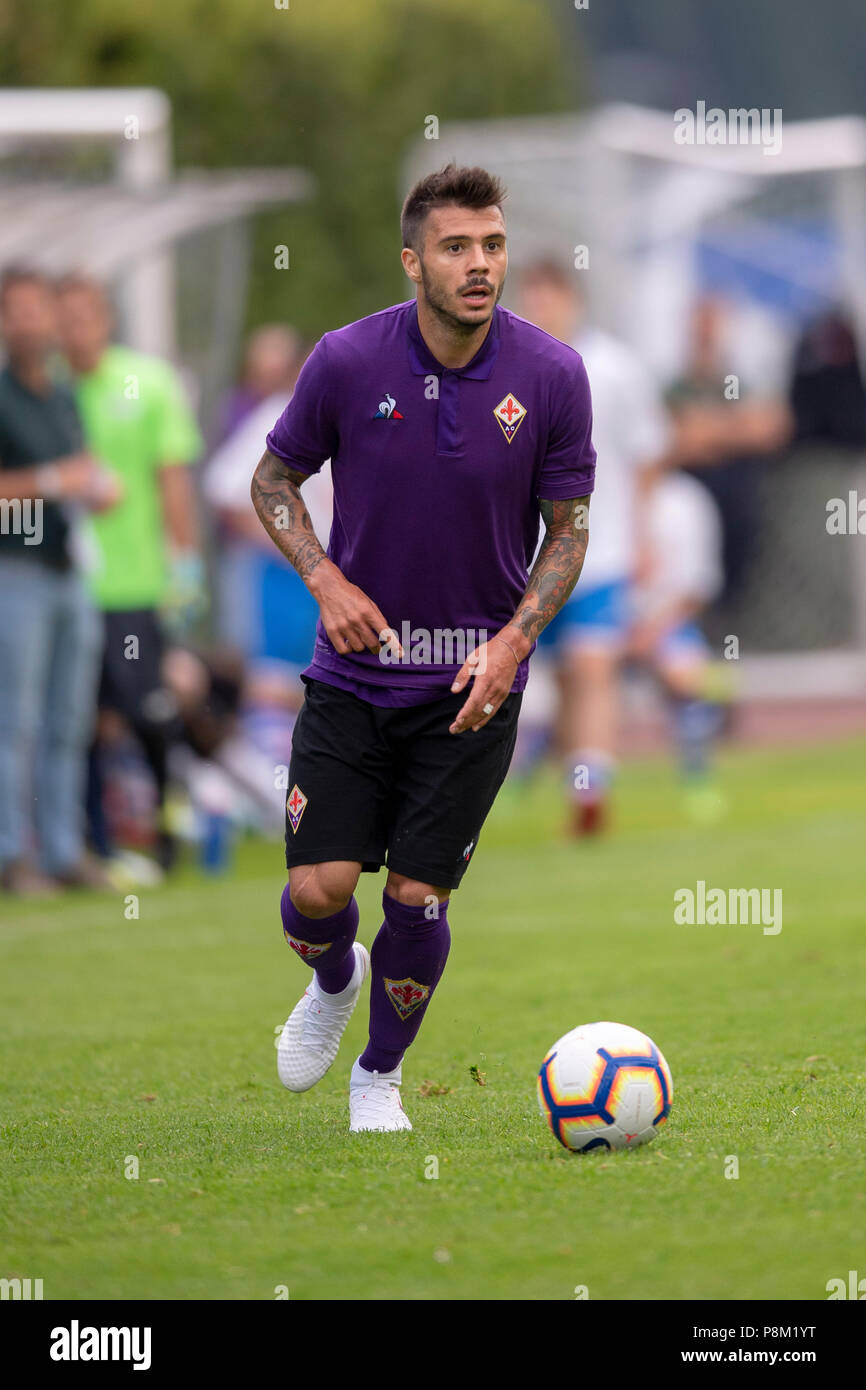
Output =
[{"x1": 284, "y1": 677, "x2": 523, "y2": 890}]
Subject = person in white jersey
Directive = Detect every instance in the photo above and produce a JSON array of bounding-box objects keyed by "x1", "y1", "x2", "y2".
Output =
[
  {"x1": 628, "y1": 466, "x2": 726, "y2": 818},
  {"x1": 517, "y1": 259, "x2": 670, "y2": 834}
]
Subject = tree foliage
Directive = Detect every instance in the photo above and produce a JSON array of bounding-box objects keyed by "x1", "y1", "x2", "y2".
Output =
[{"x1": 0, "y1": 0, "x2": 577, "y2": 340}]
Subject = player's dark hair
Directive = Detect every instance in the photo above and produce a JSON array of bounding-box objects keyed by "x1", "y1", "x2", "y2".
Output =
[
  {"x1": 0, "y1": 264, "x2": 51, "y2": 306},
  {"x1": 401, "y1": 163, "x2": 507, "y2": 251}
]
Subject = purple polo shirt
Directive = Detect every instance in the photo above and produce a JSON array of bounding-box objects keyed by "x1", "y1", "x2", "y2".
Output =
[{"x1": 266, "y1": 299, "x2": 595, "y2": 707}]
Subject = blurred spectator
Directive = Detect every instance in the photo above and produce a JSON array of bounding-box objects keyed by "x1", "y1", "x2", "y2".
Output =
[
  {"x1": 515, "y1": 260, "x2": 671, "y2": 834},
  {"x1": 0, "y1": 267, "x2": 119, "y2": 895},
  {"x1": 218, "y1": 325, "x2": 303, "y2": 442},
  {"x1": 666, "y1": 294, "x2": 793, "y2": 605},
  {"x1": 203, "y1": 381, "x2": 333, "y2": 765},
  {"x1": 204, "y1": 382, "x2": 331, "y2": 664},
  {"x1": 789, "y1": 309, "x2": 866, "y2": 447},
  {"x1": 206, "y1": 325, "x2": 308, "y2": 696},
  {"x1": 163, "y1": 646, "x2": 285, "y2": 850},
  {"x1": 627, "y1": 467, "x2": 727, "y2": 819},
  {"x1": 56, "y1": 273, "x2": 205, "y2": 871}
]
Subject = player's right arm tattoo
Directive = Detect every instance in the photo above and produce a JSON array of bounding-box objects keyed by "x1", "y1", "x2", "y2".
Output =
[
  {"x1": 250, "y1": 449, "x2": 327, "y2": 585},
  {"x1": 508, "y1": 495, "x2": 590, "y2": 649}
]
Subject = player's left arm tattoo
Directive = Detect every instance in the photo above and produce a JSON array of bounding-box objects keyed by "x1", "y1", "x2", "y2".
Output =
[{"x1": 500, "y1": 496, "x2": 590, "y2": 657}]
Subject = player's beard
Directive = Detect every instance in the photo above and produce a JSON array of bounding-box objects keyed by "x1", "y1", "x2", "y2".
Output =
[{"x1": 418, "y1": 260, "x2": 503, "y2": 334}]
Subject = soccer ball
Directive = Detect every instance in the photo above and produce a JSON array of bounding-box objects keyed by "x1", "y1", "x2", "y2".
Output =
[{"x1": 537, "y1": 1021, "x2": 673, "y2": 1153}]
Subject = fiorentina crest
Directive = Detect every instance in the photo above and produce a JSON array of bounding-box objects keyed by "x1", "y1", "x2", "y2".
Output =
[
  {"x1": 384, "y1": 976, "x2": 430, "y2": 1020},
  {"x1": 285, "y1": 934, "x2": 331, "y2": 960},
  {"x1": 286, "y1": 784, "x2": 308, "y2": 833},
  {"x1": 493, "y1": 392, "x2": 527, "y2": 442}
]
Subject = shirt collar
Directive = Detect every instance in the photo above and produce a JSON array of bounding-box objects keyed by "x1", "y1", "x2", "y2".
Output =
[{"x1": 406, "y1": 299, "x2": 501, "y2": 379}]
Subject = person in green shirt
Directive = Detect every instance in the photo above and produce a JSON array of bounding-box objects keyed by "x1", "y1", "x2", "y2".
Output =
[{"x1": 56, "y1": 274, "x2": 205, "y2": 870}]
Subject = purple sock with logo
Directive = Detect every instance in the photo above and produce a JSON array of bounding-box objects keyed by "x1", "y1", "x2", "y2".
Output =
[
  {"x1": 358, "y1": 890, "x2": 451, "y2": 1074},
  {"x1": 280, "y1": 882, "x2": 359, "y2": 994}
]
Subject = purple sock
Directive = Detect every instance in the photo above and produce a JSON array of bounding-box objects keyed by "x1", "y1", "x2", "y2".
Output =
[
  {"x1": 280, "y1": 883, "x2": 359, "y2": 994},
  {"x1": 359, "y1": 890, "x2": 451, "y2": 1074}
]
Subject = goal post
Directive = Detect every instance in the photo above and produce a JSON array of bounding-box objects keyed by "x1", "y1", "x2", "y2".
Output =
[{"x1": 0, "y1": 87, "x2": 175, "y2": 356}]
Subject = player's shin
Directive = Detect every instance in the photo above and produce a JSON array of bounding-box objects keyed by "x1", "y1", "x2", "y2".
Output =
[
  {"x1": 670, "y1": 696, "x2": 722, "y2": 779},
  {"x1": 359, "y1": 891, "x2": 451, "y2": 1074},
  {"x1": 280, "y1": 882, "x2": 359, "y2": 994}
]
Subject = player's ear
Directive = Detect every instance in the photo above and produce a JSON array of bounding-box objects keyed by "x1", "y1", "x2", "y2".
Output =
[{"x1": 401, "y1": 246, "x2": 421, "y2": 284}]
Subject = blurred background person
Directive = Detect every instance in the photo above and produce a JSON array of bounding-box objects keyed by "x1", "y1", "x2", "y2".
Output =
[
  {"x1": 216, "y1": 325, "x2": 302, "y2": 444},
  {"x1": 515, "y1": 260, "x2": 671, "y2": 835},
  {"x1": 789, "y1": 308, "x2": 866, "y2": 448},
  {"x1": 203, "y1": 363, "x2": 333, "y2": 772},
  {"x1": 204, "y1": 328, "x2": 307, "y2": 662},
  {"x1": 0, "y1": 266, "x2": 119, "y2": 895},
  {"x1": 56, "y1": 273, "x2": 205, "y2": 873},
  {"x1": 626, "y1": 464, "x2": 726, "y2": 819},
  {"x1": 665, "y1": 294, "x2": 793, "y2": 611}
]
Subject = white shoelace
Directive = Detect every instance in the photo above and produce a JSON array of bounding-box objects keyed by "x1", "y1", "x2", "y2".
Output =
[
  {"x1": 352, "y1": 1071, "x2": 403, "y2": 1120},
  {"x1": 300, "y1": 985, "x2": 357, "y2": 1051}
]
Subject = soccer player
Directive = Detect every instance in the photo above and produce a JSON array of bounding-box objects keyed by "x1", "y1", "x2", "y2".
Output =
[
  {"x1": 517, "y1": 261, "x2": 671, "y2": 834},
  {"x1": 627, "y1": 465, "x2": 726, "y2": 818},
  {"x1": 251, "y1": 165, "x2": 596, "y2": 1132}
]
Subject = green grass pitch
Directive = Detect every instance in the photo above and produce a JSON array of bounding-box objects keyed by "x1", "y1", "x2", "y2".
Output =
[{"x1": 2, "y1": 736, "x2": 864, "y2": 1301}]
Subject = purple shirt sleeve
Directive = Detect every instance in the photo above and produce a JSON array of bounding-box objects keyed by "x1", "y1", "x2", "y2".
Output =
[
  {"x1": 265, "y1": 337, "x2": 337, "y2": 475},
  {"x1": 536, "y1": 353, "x2": 596, "y2": 499}
]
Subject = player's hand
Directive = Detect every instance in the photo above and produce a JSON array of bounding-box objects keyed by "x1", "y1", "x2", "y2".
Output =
[
  {"x1": 52, "y1": 453, "x2": 102, "y2": 500},
  {"x1": 83, "y1": 463, "x2": 124, "y2": 513},
  {"x1": 449, "y1": 638, "x2": 519, "y2": 734},
  {"x1": 162, "y1": 550, "x2": 208, "y2": 638},
  {"x1": 313, "y1": 565, "x2": 403, "y2": 658},
  {"x1": 48, "y1": 454, "x2": 123, "y2": 512}
]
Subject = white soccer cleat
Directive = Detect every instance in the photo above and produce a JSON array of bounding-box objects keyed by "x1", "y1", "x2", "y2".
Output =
[
  {"x1": 349, "y1": 1056, "x2": 413, "y2": 1132},
  {"x1": 277, "y1": 942, "x2": 370, "y2": 1093}
]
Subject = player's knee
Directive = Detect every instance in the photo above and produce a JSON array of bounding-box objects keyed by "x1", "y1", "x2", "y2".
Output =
[
  {"x1": 288, "y1": 863, "x2": 357, "y2": 918},
  {"x1": 385, "y1": 872, "x2": 450, "y2": 907}
]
